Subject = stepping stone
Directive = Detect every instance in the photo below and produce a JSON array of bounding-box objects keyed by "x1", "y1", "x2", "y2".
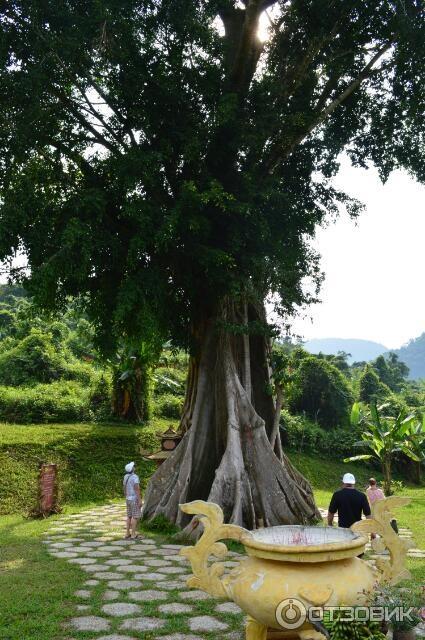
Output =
[
  {"x1": 162, "y1": 544, "x2": 184, "y2": 549},
  {"x1": 179, "y1": 590, "x2": 212, "y2": 601},
  {"x1": 111, "y1": 540, "x2": 136, "y2": 546},
  {"x1": 119, "y1": 551, "x2": 145, "y2": 558},
  {"x1": 164, "y1": 556, "x2": 187, "y2": 564},
  {"x1": 50, "y1": 542, "x2": 71, "y2": 548},
  {"x1": 154, "y1": 548, "x2": 179, "y2": 556},
  {"x1": 115, "y1": 565, "x2": 148, "y2": 573},
  {"x1": 144, "y1": 559, "x2": 171, "y2": 567},
  {"x1": 69, "y1": 557, "x2": 97, "y2": 565},
  {"x1": 134, "y1": 572, "x2": 166, "y2": 580},
  {"x1": 75, "y1": 590, "x2": 92, "y2": 599},
  {"x1": 51, "y1": 551, "x2": 79, "y2": 558},
  {"x1": 64, "y1": 538, "x2": 86, "y2": 542},
  {"x1": 69, "y1": 616, "x2": 110, "y2": 632},
  {"x1": 158, "y1": 603, "x2": 193, "y2": 614},
  {"x1": 103, "y1": 590, "x2": 120, "y2": 601},
  {"x1": 96, "y1": 636, "x2": 138, "y2": 640},
  {"x1": 189, "y1": 616, "x2": 229, "y2": 632},
  {"x1": 131, "y1": 544, "x2": 157, "y2": 551},
  {"x1": 120, "y1": 617, "x2": 166, "y2": 632},
  {"x1": 215, "y1": 602, "x2": 242, "y2": 614},
  {"x1": 84, "y1": 580, "x2": 99, "y2": 586},
  {"x1": 84, "y1": 551, "x2": 112, "y2": 558},
  {"x1": 102, "y1": 603, "x2": 141, "y2": 617},
  {"x1": 154, "y1": 636, "x2": 203, "y2": 640},
  {"x1": 99, "y1": 546, "x2": 122, "y2": 552},
  {"x1": 94, "y1": 572, "x2": 124, "y2": 580},
  {"x1": 128, "y1": 590, "x2": 168, "y2": 602},
  {"x1": 107, "y1": 580, "x2": 142, "y2": 590},
  {"x1": 80, "y1": 541, "x2": 104, "y2": 547},
  {"x1": 106, "y1": 559, "x2": 134, "y2": 566},
  {"x1": 161, "y1": 581, "x2": 185, "y2": 590},
  {"x1": 76, "y1": 605, "x2": 91, "y2": 612},
  {"x1": 83, "y1": 564, "x2": 110, "y2": 572},
  {"x1": 157, "y1": 566, "x2": 187, "y2": 574}
]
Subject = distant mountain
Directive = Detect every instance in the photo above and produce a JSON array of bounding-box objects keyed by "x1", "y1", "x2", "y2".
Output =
[
  {"x1": 393, "y1": 333, "x2": 425, "y2": 380},
  {"x1": 304, "y1": 338, "x2": 387, "y2": 364}
]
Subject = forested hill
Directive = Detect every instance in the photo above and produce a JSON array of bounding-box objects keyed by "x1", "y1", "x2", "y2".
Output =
[
  {"x1": 305, "y1": 335, "x2": 425, "y2": 380},
  {"x1": 305, "y1": 338, "x2": 387, "y2": 363},
  {"x1": 394, "y1": 333, "x2": 425, "y2": 380}
]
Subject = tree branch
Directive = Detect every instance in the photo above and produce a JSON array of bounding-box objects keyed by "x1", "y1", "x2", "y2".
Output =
[
  {"x1": 50, "y1": 86, "x2": 121, "y2": 156},
  {"x1": 228, "y1": 0, "x2": 264, "y2": 97},
  {"x1": 262, "y1": 42, "x2": 392, "y2": 175}
]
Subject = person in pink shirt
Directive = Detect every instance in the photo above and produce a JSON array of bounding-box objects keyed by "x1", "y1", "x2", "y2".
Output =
[
  {"x1": 366, "y1": 478, "x2": 385, "y2": 540},
  {"x1": 366, "y1": 477, "x2": 385, "y2": 505}
]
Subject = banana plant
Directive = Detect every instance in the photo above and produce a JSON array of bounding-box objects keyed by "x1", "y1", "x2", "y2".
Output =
[
  {"x1": 404, "y1": 414, "x2": 425, "y2": 484},
  {"x1": 345, "y1": 402, "x2": 421, "y2": 495}
]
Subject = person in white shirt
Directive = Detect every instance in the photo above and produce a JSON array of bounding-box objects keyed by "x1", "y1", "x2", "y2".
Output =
[{"x1": 123, "y1": 461, "x2": 142, "y2": 539}]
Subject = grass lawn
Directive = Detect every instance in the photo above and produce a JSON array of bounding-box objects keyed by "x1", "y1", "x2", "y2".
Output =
[{"x1": 0, "y1": 424, "x2": 423, "y2": 639}]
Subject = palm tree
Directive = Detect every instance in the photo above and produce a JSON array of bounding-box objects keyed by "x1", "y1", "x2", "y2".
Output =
[{"x1": 345, "y1": 402, "x2": 421, "y2": 495}]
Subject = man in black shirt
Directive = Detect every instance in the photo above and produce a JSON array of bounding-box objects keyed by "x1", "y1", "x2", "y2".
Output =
[{"x1": 327, "y1": 473, "x2": 371, "y2": 528}]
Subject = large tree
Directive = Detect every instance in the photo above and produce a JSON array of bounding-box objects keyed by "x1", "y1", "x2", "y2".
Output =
[{"x1": 0, "y1": 1, "x2": 424, "y2": 529}]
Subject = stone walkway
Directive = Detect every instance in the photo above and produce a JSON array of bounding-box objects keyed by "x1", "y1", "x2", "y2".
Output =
[
  {"x1": 44, "y1": 504, "x2": 424, "y2": 640},
  {"x1": 43, "y1": 503, "x2": 245, "y2": 640}
]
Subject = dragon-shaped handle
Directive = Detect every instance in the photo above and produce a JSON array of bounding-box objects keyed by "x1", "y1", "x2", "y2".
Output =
[
  {"x1": 351, "y1": 496, "x2": 413, "y2": 585},
  {"x1": 179, "y1": 500, "x2": 249, "y2": 598}
]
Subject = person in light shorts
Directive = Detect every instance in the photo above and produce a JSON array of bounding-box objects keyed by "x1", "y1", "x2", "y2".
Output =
[{"x1": 123, "y1": 461, "x2": 142, "y2": 539}]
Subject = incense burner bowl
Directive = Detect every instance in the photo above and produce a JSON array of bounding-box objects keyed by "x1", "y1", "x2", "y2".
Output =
[{"x1": 180, "y1": 497, "x2": 412, "y2": 640}]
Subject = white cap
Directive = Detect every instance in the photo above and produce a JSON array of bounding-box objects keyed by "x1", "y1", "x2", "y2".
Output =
[
  {"x1": 343, "y1": 473, "x2": 356, "y2": 484},
  {"x1": 125, "y1": 462, "x2": 135, "y2": 473}
]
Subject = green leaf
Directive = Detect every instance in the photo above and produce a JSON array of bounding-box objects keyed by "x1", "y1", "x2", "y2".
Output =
[
  {"x1": 351, "y1": 402, "x2": 361, "y2": 426},
  {"x1": 399, "y1": 446, "x2": 421, "y2": 462},
  {"x1": 343, "y1": 454, "x2": 373, "y2": 463}
]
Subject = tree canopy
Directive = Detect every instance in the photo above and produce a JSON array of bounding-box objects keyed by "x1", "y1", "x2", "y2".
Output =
[{"x1": 1, "y1": 1, "x2": 424, "y2": 352}]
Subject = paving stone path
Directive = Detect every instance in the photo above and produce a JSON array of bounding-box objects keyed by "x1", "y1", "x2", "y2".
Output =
[
  {"x1": 44, "y1": 504, "x2": 423, "y2": 639},
  {"x1": 43, "y1": 504, "x2": 245, "y2": 639}
]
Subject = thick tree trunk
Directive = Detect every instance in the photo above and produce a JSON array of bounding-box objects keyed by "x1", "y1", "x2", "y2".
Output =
[{"x1": 143, "y1": 299, "x2": 320, "y2": 530}]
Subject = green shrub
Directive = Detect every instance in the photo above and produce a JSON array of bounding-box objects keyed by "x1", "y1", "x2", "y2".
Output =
[
  {"x1": 280, "y1": 409, "x2": 362, "y2": 459},
  {"x1": 0, "y1": 330, "x2": 68, "y2": 385},
  {"x1": 288, "y1": 356, "x2": 353, "y2": 428},
  {"x1": 153, "y1": 366, "x2": 186, "y2": 397},
  {"x1": 0, "y1": 381, "x2": 91, "y2": 423},
  {"x1": 0, "y1": 328, "x2": 97, "y2": 387},
  {"x1": 358, "y1": 365, "x2": 391, "y2": 403},
  {"x1": 154, "y1": 394, "x2": 183, "y2": 419},
  {"x1": 89, "y1": 375, "x2": 112, "y2": 420}
]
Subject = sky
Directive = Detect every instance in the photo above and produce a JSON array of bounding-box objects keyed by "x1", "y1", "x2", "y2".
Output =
[{"x1": 291, "y1": 156, "x2": 425, "y2": 350}]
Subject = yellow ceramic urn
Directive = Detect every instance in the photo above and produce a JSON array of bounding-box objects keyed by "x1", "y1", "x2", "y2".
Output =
[{"x1": 180, "y1": 497, "x2": 412, "y2": 640}]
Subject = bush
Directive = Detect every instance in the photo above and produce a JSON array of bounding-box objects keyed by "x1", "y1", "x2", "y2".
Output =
[
  {"x1": 280, "y1": 409, "x2": 362, "y2": 459},
  {"x1": 0, "y1": 381, "x2": 91, "y2": 423},
  {"x1": 154, "y1": 394, "x2": 183, "y2": 419},
  {"x1": 153, "y1": 366, "x2": 186, "y2": 397},
  {"x1": 89, "y1": 375, "x2": 112, "y2": 420},
  {"x1": 288, "y1": 356, "x2": 353, "y2": 428},
  {"x1": 0, "y1": 329, "x2": 96, "y2": 387},
  {"x1": 358, "y1": 365, "x2": 391, "y2": 403}
]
